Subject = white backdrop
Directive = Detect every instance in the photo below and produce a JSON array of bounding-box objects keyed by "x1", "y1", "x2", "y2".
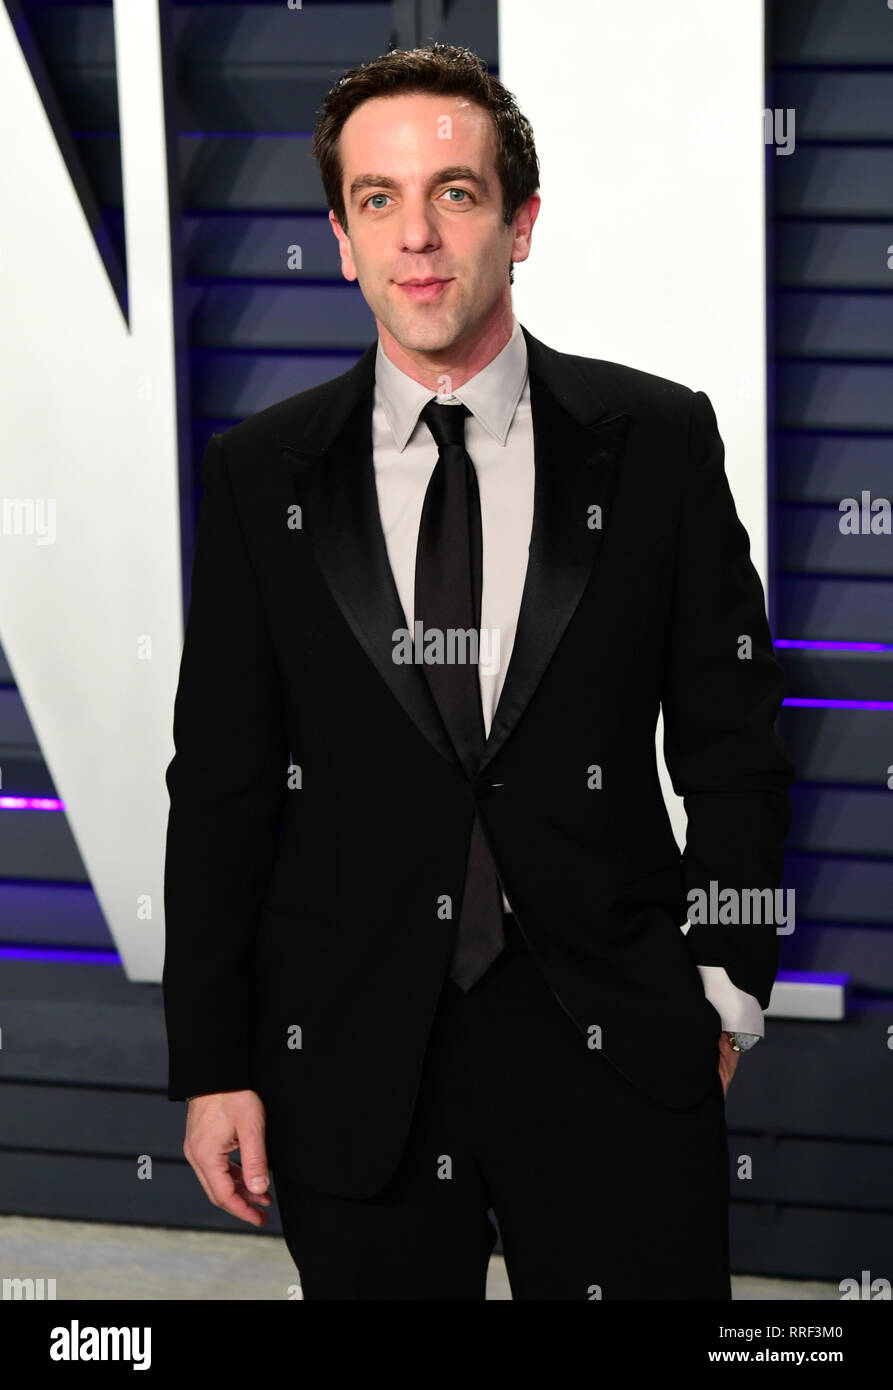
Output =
[{"x1": 500, "y1": 0, "x2": 768, "y2": 848}]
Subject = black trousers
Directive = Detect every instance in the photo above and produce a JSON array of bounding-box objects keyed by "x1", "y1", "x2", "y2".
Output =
[{"x1": 273, "y1": 915, "x2": 731, "y2": 1300}]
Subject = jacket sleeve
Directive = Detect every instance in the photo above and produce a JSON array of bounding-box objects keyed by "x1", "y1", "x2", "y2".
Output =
[
  {"x1": 162, "y1": 432, "x2": 288, "y2": 1100},
  {"x1": 661, "y1": 391, "x2": 795, "y2": 1007}
]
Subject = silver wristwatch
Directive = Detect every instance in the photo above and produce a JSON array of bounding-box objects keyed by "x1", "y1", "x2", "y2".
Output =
[{"x1": 727, "y1": 1031, "x2": 760, "y2": 1053}]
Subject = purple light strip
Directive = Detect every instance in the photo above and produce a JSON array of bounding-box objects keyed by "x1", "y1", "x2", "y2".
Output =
[
  {"x1": 776, "y1": 639, "x2": 893, "y2": 652},
  {"x1": 0, "y1": 945, "x2": 121, "y2": 964},
  {"x1": 776, "y1": 970, "x2": 848, "y2": 987},
  {"x1": 784, "y1": 697, "x2": 893, "y2": 710},
  {"x1": 0, "y1": 796, "x2": 64, "y2": 811}
]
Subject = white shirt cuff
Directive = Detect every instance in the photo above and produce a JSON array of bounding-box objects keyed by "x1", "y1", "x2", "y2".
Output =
[{"x1": 680, "y1": 921, "x2": 765, "y2": 1036}]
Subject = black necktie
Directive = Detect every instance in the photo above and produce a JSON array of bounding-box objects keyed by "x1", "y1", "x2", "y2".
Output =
[{"x1": 415, "y1": 399, "x2": 505, "y2": 990}]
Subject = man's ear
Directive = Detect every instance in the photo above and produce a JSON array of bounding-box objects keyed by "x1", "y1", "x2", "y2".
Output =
[{"x1": 329, "y1": 210, "x2": 357, "y2": 283}]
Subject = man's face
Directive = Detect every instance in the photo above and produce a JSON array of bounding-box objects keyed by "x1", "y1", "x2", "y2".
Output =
[{"x1": 330, "y1": 91, "x2": 534, "y2": 356}]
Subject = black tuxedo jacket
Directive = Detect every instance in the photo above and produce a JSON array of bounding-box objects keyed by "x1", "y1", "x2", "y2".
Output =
[{"x1": 163, "y1": 324, "x2": 794, "y2": 1198}]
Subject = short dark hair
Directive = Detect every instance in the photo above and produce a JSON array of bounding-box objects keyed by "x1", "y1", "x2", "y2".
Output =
[{"x1": 311, "y1": 42, "x2": 539, "y2": 285}]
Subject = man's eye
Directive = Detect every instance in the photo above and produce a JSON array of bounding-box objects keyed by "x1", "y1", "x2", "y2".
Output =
[{"x1": 362, "y1": 188, "x2": 472, "y2": 209}]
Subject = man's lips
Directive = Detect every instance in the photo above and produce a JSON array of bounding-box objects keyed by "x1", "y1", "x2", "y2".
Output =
[{"x1": 396, "y1": 277, "x2": 453, "y2": 303}]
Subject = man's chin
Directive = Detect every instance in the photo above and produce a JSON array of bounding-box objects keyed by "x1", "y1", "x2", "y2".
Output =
[{"x1": 381, "y1": 305, "x2": 464, "y2": 355}]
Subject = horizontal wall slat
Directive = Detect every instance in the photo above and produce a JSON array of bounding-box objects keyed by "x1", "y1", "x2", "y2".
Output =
[
  {"x1": 174, "y1": 71, "x2": 350, "y2": 134},
  {"x1": 772, "y1": 1, "x2": 893, "y2": 65},
  {"x1": 776, "y1": 222, "x2": 893, "y2": 288},
  {"x1": 179, "y1": 135, "x2": 320, "y2": 211},
  {"x1": 0, "y1": 883, "x2": 111, "y2": 947},
  {"x1": 189, "y1": 283, "x2": 375, "y2": 349},
  {"x1": 49, "y1": 72, "x2": 118, "y2": 129},
  {"x1": 777, "y1": 363, "x2": 893, "y2": 430},
  {"x1": 788, "y1": 786, "x2": 893, "y2": 856},
  {"x1": 782, "y1": 922, "x2": 893, "y2": 995},
  {"x1": 0, "y1": 996, "x2": 165, "y2": 1088},
  {"x1": 775, "y1": 503, "x2": 893, "y2": 576},
  {"x1": 729, "y1": 1201, "x2": 893, "y2": 1282},
  {"x1": 777, "y1": 291, "x2": 893, "y2": 358},
  {"x1": 775, "y1": 436, "x2": 893, "y2": 502},
  {"x1": 772, "y1": 72, "x2": 893, "y2": 140},
  {"x1": 777, "y1": 648, "x2": 893, "y2": 697},
  {"x1": 777, "y1": 576, "x2": 893, "y2": 642},
  {"x1": 0, "y1": 1083, "x2": 184, "y2": 1159},
  {"x1": 775, "y1": 148, "x2": 893, "y2": 218},
  {"x1": 183, "y1": 213, "x2": 338, "y2": 279},
  {"x1": 785, "y1": 853, "x2": 893, "y2": 925},
  {"x1": 0, "y1": 811, "x2": 86, "y2": 883},
  {"x1": 0, "y1": 750, "x2": 58, "y2": 798},
  {"x1": 174, "y1": 4, "x2": 398, "y2": 65},
  {"x1": 778, "y1": 707, "x2": 893, "y2": 783},
  {"x1": 28, "y1": 2, "x2": 395, "y2": 66},
  {"x1": 190, "y1": 347, "x2": 362, "y2": 417},
  {"x1": 71, "y1": 135, "x2": 322, "y2": 210},
  {"x1": 726, "y1": 1133, "x2": 893, "y2": 1210}
]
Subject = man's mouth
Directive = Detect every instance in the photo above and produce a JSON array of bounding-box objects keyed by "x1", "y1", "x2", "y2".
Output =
[{"x1": 396, "y1": 278, "x2": 453, "y2": 303}]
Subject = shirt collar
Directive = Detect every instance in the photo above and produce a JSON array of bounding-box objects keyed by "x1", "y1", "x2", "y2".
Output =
[{"x1": 374, "y1": 312, "x2": 528, "y2": 451}]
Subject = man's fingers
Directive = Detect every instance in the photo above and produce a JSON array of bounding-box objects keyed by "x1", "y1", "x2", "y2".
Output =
[
  {"x1": 195, "y1": 1164, "x2": 268, "y2": 1226},
  {"x1": 202, "y1": 1151, "x2": 267, "y2": 1226},
  {"x1": 717, "y1": 1033, "x2": 740, "y2": 1096},
  {"x1": 231, "y1": 1160, "x2": 272, "y2": 1207},
  {"x1": 237, "y1": 1118, "x2": 270, "y2": 1196}
]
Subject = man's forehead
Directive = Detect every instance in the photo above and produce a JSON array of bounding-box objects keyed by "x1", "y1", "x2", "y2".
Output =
[{"x1": 341, "y1": 92, "x2": 491, "y2": 145}]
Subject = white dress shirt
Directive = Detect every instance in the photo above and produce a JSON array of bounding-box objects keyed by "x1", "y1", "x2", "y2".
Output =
[{"x1": 371, "y1": 314, "x2": 763, "y2": 1039}]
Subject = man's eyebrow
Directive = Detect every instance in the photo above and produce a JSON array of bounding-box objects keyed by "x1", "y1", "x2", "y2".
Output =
[{"x1": 348, "y1": 166, "x2": 489, "y2": 202}]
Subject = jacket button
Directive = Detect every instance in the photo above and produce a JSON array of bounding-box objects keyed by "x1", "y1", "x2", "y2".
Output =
[{"x1": 475, "y1": 778, "x2": 503, "y2": 799}]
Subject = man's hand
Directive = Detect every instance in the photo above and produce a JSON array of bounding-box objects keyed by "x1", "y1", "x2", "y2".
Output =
[
  {"x1": 183, "y1": 1089, "x2": 272, "y2": 1226},
  {"x1": 717, "y1": 1032, "x2": 741, "y2": 1097}
]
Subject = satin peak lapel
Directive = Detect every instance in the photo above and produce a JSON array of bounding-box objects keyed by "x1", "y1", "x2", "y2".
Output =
[{"x1": 276, "y1": 329, "x2": 630, "y2": 776}]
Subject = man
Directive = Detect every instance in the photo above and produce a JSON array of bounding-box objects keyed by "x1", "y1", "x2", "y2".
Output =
[{"x1": 163, "y1": 43, "x2": 794, "y2": 1300}]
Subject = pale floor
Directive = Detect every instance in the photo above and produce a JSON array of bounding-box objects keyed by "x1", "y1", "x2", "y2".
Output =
[{"x1": 0, "y1": 1215, "x2": 842, "y2": 1300}]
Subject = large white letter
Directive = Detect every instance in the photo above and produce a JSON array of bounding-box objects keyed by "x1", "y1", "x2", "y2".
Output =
[{"x1": 0, "y1": 1, "x2": 181, "y2": 978}]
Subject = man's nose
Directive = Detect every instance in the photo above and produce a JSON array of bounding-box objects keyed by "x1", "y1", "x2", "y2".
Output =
[{"x1": 398, "y1": 200, "x2": 442, "y2": 251}]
